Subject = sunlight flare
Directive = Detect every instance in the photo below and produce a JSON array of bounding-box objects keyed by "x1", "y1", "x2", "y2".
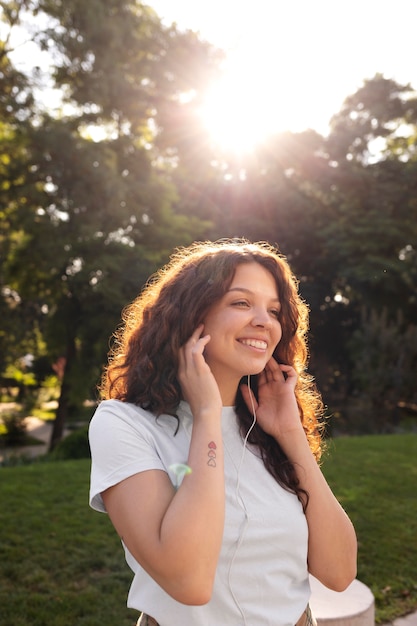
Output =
[
  {"x1": 198, "y1": 44, "x2": 319, "y2": 153},
  {"x1": 199, "y1": 52, "x2": 285, "y2": 153}
]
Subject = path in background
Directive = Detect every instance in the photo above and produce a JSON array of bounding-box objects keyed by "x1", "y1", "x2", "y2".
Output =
[
  {"x1": 386, "y1": 613, "x2": 417, "y2": 626},
  {"x1": 0, "y1": 415, "x2": 69, "y2": 463}
]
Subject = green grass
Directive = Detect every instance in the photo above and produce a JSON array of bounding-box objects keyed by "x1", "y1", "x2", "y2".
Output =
[
  {"x1": 322, "y1": 434, "x2": 417, "y2": 623},
  {"x1": 0, "y1": 434, "x2": 416, "y2": 625},
  {"x1": 0, "y1": 460, "x2": 138, "y2": 626}
]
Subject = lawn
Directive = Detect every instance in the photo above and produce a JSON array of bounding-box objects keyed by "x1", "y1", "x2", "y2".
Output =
[
  {"x1": 0, "y1": 433, "x2": 416, "y2": 625},
  {"x1": 0, "y1": 460, "x2": 137, "y2": 626},
  {"x1": 323, "y1": 434, "x2": 417, "y2": 623}
]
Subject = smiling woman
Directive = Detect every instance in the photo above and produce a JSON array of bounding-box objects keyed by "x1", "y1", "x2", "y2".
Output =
[
  {"x1": 88, "y1": 238, "x2": 357, "y2": 626},
  {"x1": 200, "y1": 262, "x2": 283, "y2": 404}
]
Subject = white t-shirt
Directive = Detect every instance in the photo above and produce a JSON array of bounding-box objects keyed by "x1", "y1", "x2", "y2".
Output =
[{"x1": 89, "y1": 399, "x2": 310, "y2": 626}]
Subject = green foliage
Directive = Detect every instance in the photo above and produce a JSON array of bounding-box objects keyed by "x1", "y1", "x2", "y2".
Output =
[
  {"x1": 50, "y1": 424, "x2": 90, "y2": 460},
  {"x1": 1, "y1": 0, "x2": 220, "y2": 448},
  {"x1": 1, "y1": 1, "x2": 417, "y2": 443},
  {"x1": 328, "y1": 73, "x2": 417, "y2": 163},
  {"x1": 0, "y1": 409, "x2": 27, "y2": 446},
  {"x1": 3, "y1": 364, "x2": 36, "y2": 388},
  {"x1": 320, "y1": 78, "x2": 417, "y2": 327},
  {"x1": 344, "y1": 308, "x2": 417, "y2": 432}
]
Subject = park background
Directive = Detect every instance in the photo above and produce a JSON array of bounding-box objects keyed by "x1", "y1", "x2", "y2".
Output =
[{"x1": 0, "y1": 1, "x2": 416, "y2": 625}]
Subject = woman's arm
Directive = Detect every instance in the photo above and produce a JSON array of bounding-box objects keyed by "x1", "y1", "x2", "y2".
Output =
[
  {"x1": 241, "y1": 358, "x2": 357, "y2": 591},
  {"x1": 277, "y1": 429, "x2": 357, "y2": 590},
  {"x1": 102, "y1": 326, "x2": 225, "y2": 605}
]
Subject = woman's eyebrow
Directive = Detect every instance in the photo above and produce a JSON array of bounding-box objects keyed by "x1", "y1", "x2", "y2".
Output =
[{"x1": 227, "y1": 287, "x2": 281, "y2": 303}]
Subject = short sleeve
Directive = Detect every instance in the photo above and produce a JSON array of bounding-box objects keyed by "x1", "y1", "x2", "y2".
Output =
[{"x1": 88, "y1": 400, "x2": 166, "y2": 512}]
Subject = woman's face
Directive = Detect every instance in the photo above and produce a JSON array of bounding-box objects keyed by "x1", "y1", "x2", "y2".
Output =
[{"x1": 202, "y1": 262, "x2": 282, "y2": 404}]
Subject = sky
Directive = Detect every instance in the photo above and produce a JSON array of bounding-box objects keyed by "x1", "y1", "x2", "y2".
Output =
[
  {"x1": 5, "y1": 0, "x2": 416, "y2": 152},
  {"x1": 147, "y1": 0, "x2": 417, "y2": 144}
]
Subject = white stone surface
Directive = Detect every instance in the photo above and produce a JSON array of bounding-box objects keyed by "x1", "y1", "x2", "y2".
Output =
[
  {"x1": 389, "y1": 614, "x2": 417, "y2": 626},
  {"x1": 310, "y1": 576, "x2": 375, "y2": 626}
]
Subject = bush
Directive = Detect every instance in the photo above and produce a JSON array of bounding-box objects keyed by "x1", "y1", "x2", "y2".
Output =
[
  {"x1": 0, "y1": 410, "x2": 27, "y2": 446},
  {"x1": 346, "y1": 307, "x2": 417, "y2": 432},
  {"x1": 50, "y1": 424, "x2": 90, "y2": 460}
]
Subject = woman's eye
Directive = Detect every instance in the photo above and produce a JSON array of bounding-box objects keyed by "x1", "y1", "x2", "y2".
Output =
[
  {"x1": 232, "y1": 300, "x2": 249, "y2": 307},
  {"x1": 270, "y1": 309, "x2": 281, "y2": 319}
]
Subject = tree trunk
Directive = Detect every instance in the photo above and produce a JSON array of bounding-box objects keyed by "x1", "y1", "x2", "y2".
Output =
[{"x1": 49, "y1": 337, "x2": 76, "y2": 452}]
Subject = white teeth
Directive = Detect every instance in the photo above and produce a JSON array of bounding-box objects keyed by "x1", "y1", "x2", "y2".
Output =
[{"x1": 240, "y1": 339, "x2": 267, "y2": 350}]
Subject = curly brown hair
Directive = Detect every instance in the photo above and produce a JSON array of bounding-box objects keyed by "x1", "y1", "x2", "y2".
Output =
[{"x1": 100, "y1": 239, "x2": 325, "y2": 505}]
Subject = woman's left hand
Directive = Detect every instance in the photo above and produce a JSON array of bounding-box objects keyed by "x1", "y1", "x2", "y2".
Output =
[
  {"x1": 243, "y1": 357, "x2": 358, "y2": 592},
  {"x1": 240, "y1": 357, "x2": 303, "y2": 440}
]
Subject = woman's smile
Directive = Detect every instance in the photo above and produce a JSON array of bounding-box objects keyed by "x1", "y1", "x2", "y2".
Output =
[
  {"x1": 237, "y1": 337, "x2": 268, "y2": 351},
  {"x1": 202, "y1": 262, "x2": 282, "y2": 403}
]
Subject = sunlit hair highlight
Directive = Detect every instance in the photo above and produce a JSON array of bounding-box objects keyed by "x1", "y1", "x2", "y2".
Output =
[{"x1": 100, "y1": 239, "x2": 325, "y2": 503}]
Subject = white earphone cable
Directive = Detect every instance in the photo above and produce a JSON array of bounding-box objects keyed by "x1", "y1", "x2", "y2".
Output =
[{"x1": 227, "y1": 375, "x2": 257, "y2": 625}]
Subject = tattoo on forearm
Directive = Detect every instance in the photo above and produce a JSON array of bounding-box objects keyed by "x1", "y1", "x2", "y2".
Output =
[{"x1": 207, "y1": 441, "x2": 217, "y2": 467}]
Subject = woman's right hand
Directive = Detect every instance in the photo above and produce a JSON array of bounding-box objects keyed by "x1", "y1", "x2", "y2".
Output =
[
  {"x1": 178, "y1": 324, "x2": 223, "y2": 417},
  {"x1": 102, "y1": 324, "x2": 225, "y2": 605}
]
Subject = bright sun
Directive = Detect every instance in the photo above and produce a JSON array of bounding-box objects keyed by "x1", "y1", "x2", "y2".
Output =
[
  {"x1": 197, "y1": 46, "x2": 316, "y2": 154},
  {"x1": 198, "y1": 54, "x2": 280, "y2": 153},
  {"x1": 200, "y1": 69, "x2": 277, "y2": 153},
  {"x1": 150, "y1": 0, "x2": 417, "y2": 156}
]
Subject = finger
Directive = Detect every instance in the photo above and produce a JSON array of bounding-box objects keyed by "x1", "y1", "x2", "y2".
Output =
[
  {"x1": 184, "y1": 325, "x2": 207, "y2": 353},
  {"x1": 189, "y1": 323, "x2": 204, "y2": 342},
  {"x1": 266, "y1": 359, "x2": 297, "y2": 381},
  {"x1": 181, "y1": 325, "x2": 205, "y2": 356},
  {"x1": 278, "y1": 364, "x2": 298, "y2": 386},
  {"x1": 240, "y1": 383, "x2": 259, "y2": 414},
  {"x1": 278, "y1": 363, "x2": 297, "y2": 377},
  {"x1": 264, "y1": 359, "x2": 284, "y2": 383},
  {"x1": 182, "y1": 332, "x2": 211, "y2": 375},
  {"x1": 179, "y1": 326, "x2": 205, "y2": 370},
  {"x1": 265, "y1": 356, "x2": 280, "y2": 371},
  {"x1": 190, "y1": 334, "x2": 211, "y2": 359}
]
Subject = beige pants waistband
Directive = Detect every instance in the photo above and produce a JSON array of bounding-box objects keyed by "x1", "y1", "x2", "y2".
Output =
[{"x1": 138, "y1": 603, "x2": 316, "y2": 626}]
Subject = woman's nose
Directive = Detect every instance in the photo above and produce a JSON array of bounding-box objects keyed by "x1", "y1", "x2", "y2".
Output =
[{"x1": 251, "y1": 308, "x2": 272, "y2": 328}]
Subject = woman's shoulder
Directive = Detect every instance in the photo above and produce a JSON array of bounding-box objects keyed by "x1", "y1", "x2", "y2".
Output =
[
  {"x1": 90, "y1": 399, "x2": 181, "y2": 438},
  {"x1": 94, "y1": 398, "x2": 150, "y2": 416},
  {"x1": 90, "y1": 399, "x2": 155, "y2": 429}
]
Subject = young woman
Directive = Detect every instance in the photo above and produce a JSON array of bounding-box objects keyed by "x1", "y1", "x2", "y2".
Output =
[{"x1": 89, "y1": 239, "x2": 357, "y2": 626}]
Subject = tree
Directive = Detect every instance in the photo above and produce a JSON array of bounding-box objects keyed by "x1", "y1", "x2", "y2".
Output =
[
  {"x1": 185, "y1": 76, "x2": 417, "y2": 426},
  {"x1": 345, "y1": 308, "x2": 417, "y2": 432},
  {"x1": 0, "y1": 0, "x2": 220, "y2": 448},
  {"x1": 322, "y1": 76, "x2": 417, "y2": 319},
  {"x1": 327, "y1": 73, "x2": 417, "y2": 164},
  {"x1": 0, "y1": 4, "x2": 39, "y2": 375},
  {"x1": 316, "y1": 76, "x2": 417, "y2": 423}
]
